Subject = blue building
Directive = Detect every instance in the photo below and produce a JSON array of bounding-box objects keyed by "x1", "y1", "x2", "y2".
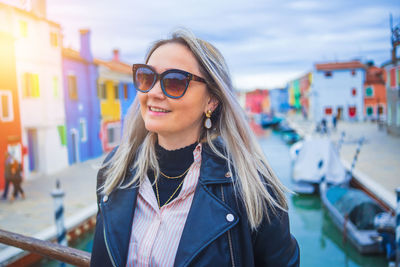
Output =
[
  {"x1": 269, "y1": 87, "x2": 290, "y2": 114},
  {"x1": 62, "y1": 29, "x2": 103, "y2": 164},
  {"x1": 119, "y1": 80, "x2": 136, "y2": 128}
]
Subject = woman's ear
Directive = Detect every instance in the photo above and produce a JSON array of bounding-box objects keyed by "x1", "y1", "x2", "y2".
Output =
[{"x1": 207, "y1": 96, "x2": 219, "y2": 112}]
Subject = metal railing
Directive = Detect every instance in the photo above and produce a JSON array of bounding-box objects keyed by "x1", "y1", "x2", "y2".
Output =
[{"x1": 0, "y1": 229, "x2": 90, "y2": 267}]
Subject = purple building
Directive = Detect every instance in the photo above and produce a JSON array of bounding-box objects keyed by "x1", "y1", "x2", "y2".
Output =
[{"x1": 62, "y1": 29, "x2": 103, "y2": 164}]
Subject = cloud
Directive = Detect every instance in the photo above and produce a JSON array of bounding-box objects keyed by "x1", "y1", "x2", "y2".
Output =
[{"x1": 46, "y1": 0, "x2": 400, "y2": 88}]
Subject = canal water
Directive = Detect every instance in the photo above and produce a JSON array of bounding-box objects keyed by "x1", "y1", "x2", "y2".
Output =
[{"x1": 36, "y1": 130, "x2": 387, "y2": 267}]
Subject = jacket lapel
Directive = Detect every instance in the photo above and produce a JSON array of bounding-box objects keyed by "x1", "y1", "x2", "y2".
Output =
[
  {"x1": 174, "y1": 182, "x2": 239, "y2": 267},
  {"x1": 174, "y1": 144, "x2": 239, "y2": 267},
  {"x1": 100, "y1": 180, "x2": 138, "y2": 267}
]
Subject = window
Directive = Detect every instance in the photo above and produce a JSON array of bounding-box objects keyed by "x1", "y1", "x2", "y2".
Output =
[
  {"x1": 351, "y1": 88, "x2": 357, "y2": 96},
  {"x1": 114, "y1": 84, "x2": 119, "y2": 99},
  {"x1": 79, "y1": 118, "x2": 87, "y2": 142},
  {"x1": 324, "y1": 71, "x2": 332, "y2": 77},
  {"x1": 57, "y1": 125, "x2": 67, "y2": 146},
  {"x1": 366, "y1": 106, "x2": 373, "y2": 116},
  {"x1": 0, "y1": 91, "x2": 13, "y2": 122},
  {"x1": 123, "y1": 84, "x2": 128, "y2": 100},
  {"x1": 50, "y1": 32, "x2": 58, "y2": 47},
  {"x1": 19, "y1": 20, "x2": 28, "y2": 37},
  {"x1": 348, "y1": 106, "x2": 356, "y2": 118},
  {"x1": 68, "y1": 74, "x2": 78, "y2": 100},
  {"x1": 324, "y1": 107, "x2": 332, "y2": 115},
  {"x1": 365, "y1": 86, "x2": 374, "y2": 98},
  {"x1": 22, "y1": 73, "x2": 40, "y2": 98},
  {"x1": 97, "y1": 83, "x2": 106, "y2": 99},
  {"x1": 53, "y1": 76, "x2": 59, "y2": 98},
  {"x1": 107, "y1": 122, "x2": 121, "y2": 146}
]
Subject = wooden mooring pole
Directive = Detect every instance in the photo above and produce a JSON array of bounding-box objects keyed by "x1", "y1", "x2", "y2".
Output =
[{"x1": 0, "y1": 229, "x2": 90, "y2": 266}]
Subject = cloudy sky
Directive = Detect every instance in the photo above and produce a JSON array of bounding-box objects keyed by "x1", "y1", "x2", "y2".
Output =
[{"x1": 45, "y1": 0, "x2": 400, "y2": 90}]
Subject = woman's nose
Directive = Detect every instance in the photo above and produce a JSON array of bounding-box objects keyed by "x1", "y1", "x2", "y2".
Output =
[{"x1": 147, "y1": 79, "x2": 166, "y2": 99}]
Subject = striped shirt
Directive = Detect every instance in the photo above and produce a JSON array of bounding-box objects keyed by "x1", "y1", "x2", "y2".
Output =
[{"x1": 126, "y1": 143, "x2": 202, "y2": 267}]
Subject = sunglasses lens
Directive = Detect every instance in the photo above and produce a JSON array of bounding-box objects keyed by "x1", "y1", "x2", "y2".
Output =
[
  {"x1": 134, "y1": 67, "x2": 155, "y2": 92},
  {"x1": 162, "y1": 72, "x2": 188, "y2": 97}
]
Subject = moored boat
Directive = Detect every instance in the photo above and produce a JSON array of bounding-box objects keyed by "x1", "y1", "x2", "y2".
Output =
[
  {"x1": 320, "y1": 183, "x2": 392, "y2": 254},
  {"x1": 291, "y1": 137, "x2": 347, "y2": 194}
]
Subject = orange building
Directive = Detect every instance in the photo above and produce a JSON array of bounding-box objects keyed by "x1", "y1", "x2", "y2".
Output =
[
  {"x1": 364, "y1": 65, "x2": 386, "y2": 121},
  {"x1": 0, "y1": 32, "x2": 23, "y2": 190}
]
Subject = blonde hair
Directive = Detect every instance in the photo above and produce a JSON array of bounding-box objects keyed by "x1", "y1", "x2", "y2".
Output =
[{"x1": 101, "y1": 28, "x2": 288, "y2": 229}]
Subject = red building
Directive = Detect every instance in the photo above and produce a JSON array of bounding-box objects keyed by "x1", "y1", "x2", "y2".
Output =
[
  {"x1": 245, "y1": 89, "x2": 269, "y2": 114},
  {"x1": 0, "y1": 32, "x2": 23, "y2": 190},
  {"x1": 364, "y1": 65, "x2": 387, "y2": 121}
]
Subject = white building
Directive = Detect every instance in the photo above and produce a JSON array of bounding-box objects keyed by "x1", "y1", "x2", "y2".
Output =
[
  {"x1": 0, "y1": 1, "x2": 68, "y2": 177},
  {"x1": 311, "y1": 61, "x2": 366, "y2": 123}
]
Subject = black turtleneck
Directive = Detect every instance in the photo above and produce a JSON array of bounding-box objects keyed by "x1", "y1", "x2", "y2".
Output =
[{"x1": 148, "y1": 142, "x2": 197, "y2": 207}]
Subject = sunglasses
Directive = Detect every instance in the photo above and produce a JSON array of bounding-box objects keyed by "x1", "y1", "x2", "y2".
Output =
[{"x1": 132, "y1": 64, "x2": 207, "y2": 99}]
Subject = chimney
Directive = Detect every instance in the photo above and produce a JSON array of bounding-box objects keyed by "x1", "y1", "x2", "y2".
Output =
[
  {"x1": 79, "y1": 29, "x2": 93, "y2": 62},
  {"x1": 31, "y1": 0, "x2": 46, "y2": 19},
  {"x1": 112, "y1": 49, "x2": 120, "y2": 62}
]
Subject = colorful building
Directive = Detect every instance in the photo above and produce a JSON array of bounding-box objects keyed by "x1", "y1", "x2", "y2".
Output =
[
  {"x1": 0, "y1": 31, "x2": 23, "y2": 190},
  {"x1": 269, "y1": 88, "x2": 289, "y2": 114},
  {"x1": 245, "y1": 89, "x2": 269, "y2": 114},
  {"x1": 363, "y1": 65, "x2": 387, "y2": 121},
  {"x1": 382, "y1": 61, "x2": 400, "y2": 136},
  {"x1": 311, "y1": 61, "x2": 366, "y2": 122},
  {"x1": 62, "y1": 29, "x2": 103, "y2": 164},
  {"x1": 288, "y1": 79, "x2": 301, "y2": 111},
  {"x1": 95, "y1": 50, "x2": 134, "y2": 152},
  {"x1": 0, "y1": 1, "x2": 68, "y2": 177},
  {"x1": 288, "y1": 73, "x2": 312, "y2": 117}
]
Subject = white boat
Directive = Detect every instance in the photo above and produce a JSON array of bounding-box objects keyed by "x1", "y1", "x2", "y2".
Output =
[{"x1": 291, "y1": 137, "x2": 347, "y2": 194}]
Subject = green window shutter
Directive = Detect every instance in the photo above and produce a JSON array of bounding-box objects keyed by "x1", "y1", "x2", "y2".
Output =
[
  {"x1": 366, "y1": 106, "x2": 373, "y2": 116},
  {"x1": 365, "y1": 87, "x2": 373, "y2": 97},
  {"x1": 57, "y1": 125, "x2": 67, "y2": 146}
]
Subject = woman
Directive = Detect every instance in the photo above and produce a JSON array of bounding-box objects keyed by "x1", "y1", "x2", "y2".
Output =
[{"x1": 91, "y1": 29, "x2": 299, "y2": 267}]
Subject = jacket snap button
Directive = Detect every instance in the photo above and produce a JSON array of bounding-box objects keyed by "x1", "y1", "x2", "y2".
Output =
[
  {"x1": 225, "y1": 172, "x2": 231, "y2": 178},
  {"x1": 103, "y1": 195, "x2": 108, "y2": 202},
  {"x1": 226, "y1": 214, "x2": 234, "y2": 222}
]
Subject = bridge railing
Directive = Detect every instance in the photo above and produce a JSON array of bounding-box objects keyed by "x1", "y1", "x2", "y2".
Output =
[{"x1": 0, "y1": 229, "x2": 90, "y2": 267}]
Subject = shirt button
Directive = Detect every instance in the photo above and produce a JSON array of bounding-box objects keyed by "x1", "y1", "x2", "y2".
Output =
[
  {"x1": 226, "y1": 214, "x2": 234, "y2": 222},
  {"x1": 225, "y1": 172, "x2": 231, "y2": 178},
  {"x1": 103, "y1": 195, "x2": 108, "y2": 202}
]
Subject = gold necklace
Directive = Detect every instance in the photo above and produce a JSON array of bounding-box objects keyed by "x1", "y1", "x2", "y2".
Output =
[
  {"x1": 155, "y1": 177, "x2": 186, "y2": 208},
  {"x1": 160, "y1": 164, "x2": 192, "y2": 179}
]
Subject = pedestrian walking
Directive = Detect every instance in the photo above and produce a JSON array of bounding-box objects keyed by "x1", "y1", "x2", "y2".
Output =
[
  {"x1": 332, "y1": 114, "x2": 337, "y2": 131},
  {"x1": 91, "y1": 29, "x2": 299, "y2": 267},
  {"x1": 10, "y1": 160, "x2": 25, "y2": 201},
  {"x1": 2, "y1": 152, "x2": 13, "y2": 200},
  {"x1": 321, "y1": 117, "x2": 328, "y2": 134}
]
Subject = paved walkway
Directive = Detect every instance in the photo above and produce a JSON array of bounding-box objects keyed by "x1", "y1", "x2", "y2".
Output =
[
  {"x1": 287, "y1": 113, "x2": 400, "y2": 209},
  {"x1": 0, "y1": 155, "x2": 104, "y2": 263}
]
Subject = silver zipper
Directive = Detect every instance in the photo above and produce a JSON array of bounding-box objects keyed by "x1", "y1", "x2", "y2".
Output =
[
  {"x1": 101, "y1": 205, "x2": 117, "y2": 267},
  {"x1": 220, "y1": 185, "x2": 236, "y2": 267}
]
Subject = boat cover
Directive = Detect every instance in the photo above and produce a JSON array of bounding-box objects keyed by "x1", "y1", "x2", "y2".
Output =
[
  {"x1": 326, "y1": 186, "x2": 384, "y2": 230},
  {"x1": 292, "y1": 137, "x2": 346, "y2": 184}
]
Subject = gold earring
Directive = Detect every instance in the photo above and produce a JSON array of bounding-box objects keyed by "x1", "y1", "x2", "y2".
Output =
[{"x1": 204, "y1": 110, "x2": 212, "y2": 129}]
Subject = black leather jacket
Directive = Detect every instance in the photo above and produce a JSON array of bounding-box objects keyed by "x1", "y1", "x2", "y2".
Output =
[{"x1": 91, "y1": 140, "x2": 300, "y2": 266}]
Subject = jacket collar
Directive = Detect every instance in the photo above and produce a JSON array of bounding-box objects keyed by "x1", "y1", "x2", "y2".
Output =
[{"x1": 198, "y1": 136, "x2": 235, "y2": 185}]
